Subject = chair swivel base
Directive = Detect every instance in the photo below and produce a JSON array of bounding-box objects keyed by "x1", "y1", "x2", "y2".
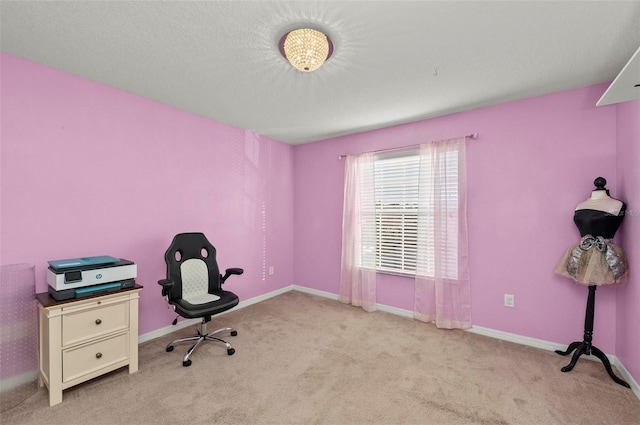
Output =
[{"x1": 166, "y1": 320, "x2": 237, "y2": 366}]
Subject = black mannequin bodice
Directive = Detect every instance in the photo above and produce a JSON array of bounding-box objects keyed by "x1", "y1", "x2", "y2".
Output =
[{"x1": 573, "y1": 205, "x2": 626, "y2": 239}]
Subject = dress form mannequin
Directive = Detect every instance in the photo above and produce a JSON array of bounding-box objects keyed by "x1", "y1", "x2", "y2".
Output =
[
  {"x1": 554, "y1": 177, "x2": 629, "y2": 388},
  {"x1": 555, "y1": 177, "x2": 628, "y2": 285},
  {"x1": 573, "y1": 176, "x2": 625, "y2": 238}
]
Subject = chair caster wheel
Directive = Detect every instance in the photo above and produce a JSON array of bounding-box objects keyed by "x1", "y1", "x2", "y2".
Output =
[
  {"x1": 166, "y1": 346, "x2": 174, "y2": 352},
  {"x1": 231, "y1": 331, "x2": 238, "y2": 336},
  {"x1": 227, "y1": 348, "x2": 235, "y2": 356},
  {"x1": 183, "y1": 359, "x2": 192, "y2": 367}
]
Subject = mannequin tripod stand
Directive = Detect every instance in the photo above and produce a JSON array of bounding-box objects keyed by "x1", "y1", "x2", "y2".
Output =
[{"x1": 555, "y1": 285, "x2": 629, "y2": 388}]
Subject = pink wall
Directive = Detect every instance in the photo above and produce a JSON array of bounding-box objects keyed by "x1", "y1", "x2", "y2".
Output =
[
  {"x1": 616, "y1": 99, "x2": 640, "y2": 380},
  {"x1": 294, "y1": 84, "x2": 622, "y2": 354},
  {"x1": 0, "y1": 53, "x2": 295, "y2": 335},
  {"x1": 2, "y1": 51, "x2": 636, "y2": 385}
]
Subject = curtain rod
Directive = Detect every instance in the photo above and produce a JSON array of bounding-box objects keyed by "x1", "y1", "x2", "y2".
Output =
[{"x1": 338, "y1": 132, "x2": 478, "y2": 160}]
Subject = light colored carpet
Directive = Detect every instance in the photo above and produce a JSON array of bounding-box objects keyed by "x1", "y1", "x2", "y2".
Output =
[{"x1": 3, "y1": 291, "x2": 640, "y2": 425}]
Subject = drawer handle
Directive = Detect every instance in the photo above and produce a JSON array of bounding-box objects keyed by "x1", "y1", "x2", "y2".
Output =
[
  {"x1": 95, "y1": 319, "x2": 102, "y2": 325},
  {"x1": 96, "y1": 352, "x2": 103, "y2": 359}
]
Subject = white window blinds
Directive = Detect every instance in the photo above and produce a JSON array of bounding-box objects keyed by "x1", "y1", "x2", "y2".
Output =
[
  {"x1": 374, "y1": 150, "x2": 459, "y2": 278},
  {"x1": 374, "y1": 154, "x2": 420, "y2": 273}
]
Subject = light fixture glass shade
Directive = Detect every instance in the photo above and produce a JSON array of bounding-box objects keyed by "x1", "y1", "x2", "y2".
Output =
[{"x1": 282, "y1": 28, "x2": 332, "y2": 72}]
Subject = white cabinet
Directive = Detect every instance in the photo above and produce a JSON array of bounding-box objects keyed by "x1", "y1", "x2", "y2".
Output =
[{"x1": 36, "y1": 286, "x2": 142, "y2": 406}]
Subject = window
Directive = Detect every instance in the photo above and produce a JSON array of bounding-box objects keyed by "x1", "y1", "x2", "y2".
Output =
[
  {"x1": 340, "y1": 137, "x2": 468, "y2": 325},
  {"x1": 374, "y1": 150, "x2": 459, "y2": 277}
]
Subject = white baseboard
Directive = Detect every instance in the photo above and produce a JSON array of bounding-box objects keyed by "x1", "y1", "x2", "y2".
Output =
[
  {"x1": 290, "y1": 287, "x2": 640, "y2": 400},
  {"x1": 138, "y1": 285, "x2": 294, "y2": 344},
  {"x1": 4, "y1": 285, "x2": 638, "y2": 401},
  {"x1": 290, "y1": 285, "x2": 339, "y2": 300},
  {"x1": 467, "y1": 325, "x2": 640, "y2": 400},
  {"x1": 1, "y1": 287, "x2": 298, "y2": 393},
  {"x1": 467, "y1": 325, "x2": 569, "y2": 353},
  {"x1": 375, "y1": 302, "x2": 414, "y2": 318},
  {"x1": 292, "y1": 285, "x2": 416, "y2": 318}
]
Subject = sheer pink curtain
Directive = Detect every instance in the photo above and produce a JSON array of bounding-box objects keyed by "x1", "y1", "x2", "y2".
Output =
[
  {"x1": 339, "y1": 153, "x2": 377, "y2": 312},
  {"x1": 414, "y1": 137, "x2": 471, "y2": 329}
]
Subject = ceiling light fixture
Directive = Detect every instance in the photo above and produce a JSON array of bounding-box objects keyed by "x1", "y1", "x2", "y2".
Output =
[{"x1": 279, "y1": 28, "x2": 333, "y2": 72}]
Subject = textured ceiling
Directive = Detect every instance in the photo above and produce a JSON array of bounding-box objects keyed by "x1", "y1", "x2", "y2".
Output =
[{"x1": 2, "y1": 1, "x2": 640, "y2": 145}]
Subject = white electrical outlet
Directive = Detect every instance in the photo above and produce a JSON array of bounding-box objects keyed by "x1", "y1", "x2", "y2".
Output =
[
  {"x1": 269, "y1": 266, "x2": 274, "y2": 275},
  {"x1": 504, "y1": 294, "x2": 515, "y2": 308}
]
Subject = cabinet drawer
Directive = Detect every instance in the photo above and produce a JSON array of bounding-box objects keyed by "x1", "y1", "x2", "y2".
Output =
[
  {"x1": 62, "y1": 302, "x2": 129, "y2": 346},
  {"x1": 63, "y1": 332, "x2": 129, "y2": 383}
]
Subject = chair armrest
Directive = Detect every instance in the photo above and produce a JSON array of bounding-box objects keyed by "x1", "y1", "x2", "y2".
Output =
[
  {"x1": 221, "y1": 268, "x2": 244, "y2": 284},
  {"x1": 158, "y1": 279, "x2": 174, "y2": 296}
]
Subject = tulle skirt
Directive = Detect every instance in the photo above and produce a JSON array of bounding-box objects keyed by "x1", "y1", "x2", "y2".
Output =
[{"x1": 555, "y1": 238, "x2": 628, "y2": 285}]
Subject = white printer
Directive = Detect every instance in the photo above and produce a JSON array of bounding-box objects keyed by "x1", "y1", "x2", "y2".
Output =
[{"x1": 47, "y1": 255, "x2": 137, "y2": 300}]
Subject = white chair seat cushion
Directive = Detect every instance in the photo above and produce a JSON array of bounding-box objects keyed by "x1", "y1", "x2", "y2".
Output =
[
  {"x1": 180, "y1": 258, "x2": 221, "y2": 305},
  {"x1": 183, "y1": 292, "x2": 221, "y2": 305}
]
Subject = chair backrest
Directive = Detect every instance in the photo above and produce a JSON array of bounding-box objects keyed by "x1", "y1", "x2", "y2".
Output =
[{"x1": 163, "y1": 233, "x2": 221, "y2": 301}]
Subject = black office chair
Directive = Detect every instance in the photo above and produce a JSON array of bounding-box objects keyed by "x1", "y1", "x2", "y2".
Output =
[{"x1": 158, "y1": 232, "x2": 243, "y2": 366}]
